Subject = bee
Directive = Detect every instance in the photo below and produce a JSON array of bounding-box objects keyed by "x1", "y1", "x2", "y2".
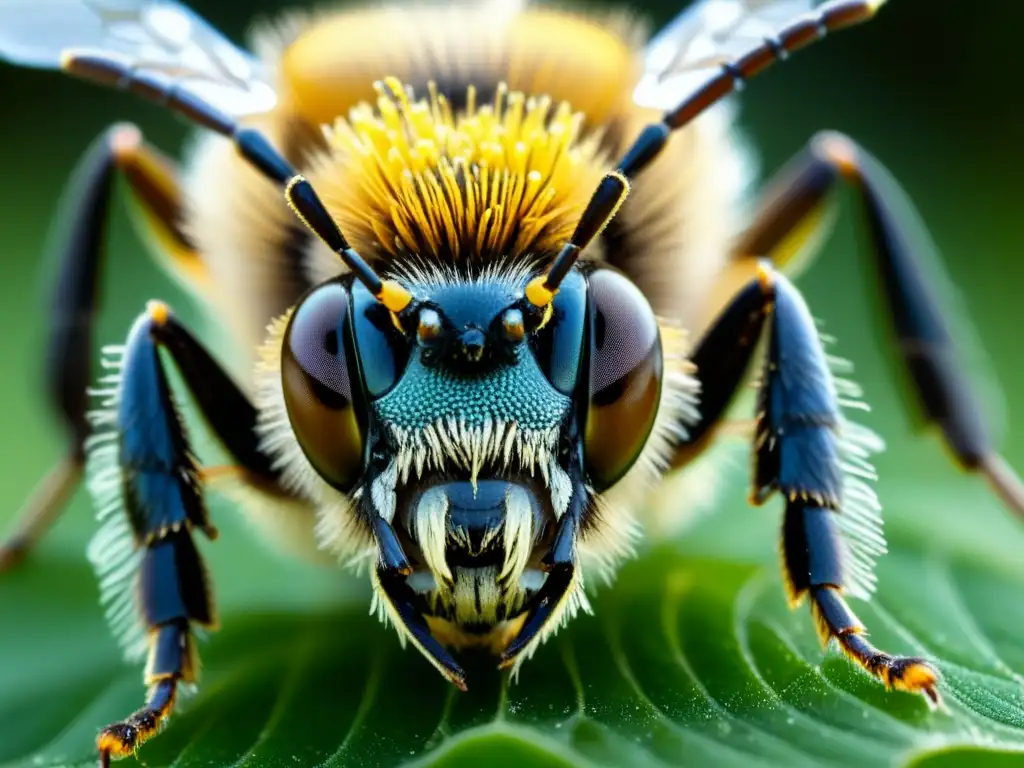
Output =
[{"x1": 2, "y1": 0, "x2": 1022, "y2": 763}]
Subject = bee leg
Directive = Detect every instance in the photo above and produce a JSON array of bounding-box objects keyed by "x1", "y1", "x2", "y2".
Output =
[
  {"x1": 95, "y1": 301, "x2": 290, "y2": 763},
  {"x1": 797, "y1": 536, "x2": 941, "y2": 706},
  {"x1": 0, "y1": 124, "x2": 205, "y2": 572},
  {"x1": 673, "y1": 266, "x2": 940, "y2": 702},
  {"x1": 760, "y1": 273, "x2": 938, "y2": 703},
  {"x1": 733, "y1": 130, "x2": 1024, "y2": 520},
  {"x1": 671, "y1": 273, "x2": 774, "y2": 468},
  {"x1": 0, "y1": 458, "x2": 82, "y2": 572},
  {"x1": 96, "y1": 304, "x2": 213, "y2": 762},
  {"x1": 98, "y1": 624, "x2": 197, "y2": 765}
]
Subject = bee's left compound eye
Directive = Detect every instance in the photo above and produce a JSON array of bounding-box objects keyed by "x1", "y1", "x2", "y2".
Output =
[
  {"x1": 281, "y1": 281, "x2": 364, "y2": 490},
  {"x1": 583, "y1": 269, "x2": 663, "y2": 491}
]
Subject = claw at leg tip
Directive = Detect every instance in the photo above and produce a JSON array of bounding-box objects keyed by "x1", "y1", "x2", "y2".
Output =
[
  {"x1": 889, "y1": 658, "x2": 942, "y2": 709},
  {"x1": 444, "y1": 670, "x2": 468, "y2": 692},
  {"x1": 96, "y1": 721, "x2": 145, "y2": 763}
]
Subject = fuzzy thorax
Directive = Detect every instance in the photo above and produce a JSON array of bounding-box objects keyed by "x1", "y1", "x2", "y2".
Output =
[{"x1": 308, "y1": 77, "x2": 607, "y2": 262}]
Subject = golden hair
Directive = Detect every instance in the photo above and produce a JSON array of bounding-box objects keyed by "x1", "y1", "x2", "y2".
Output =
[{"x1": 308, "y1": 77, "x2": 608, "y2": 263}]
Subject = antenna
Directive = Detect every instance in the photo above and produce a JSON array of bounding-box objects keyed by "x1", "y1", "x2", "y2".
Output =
[
  {"x1": 524, "y1": 0, "x2": 885, "y2": 308},
  {"x1": 60, "y1": 49, "x2": 412, "y2": 313}
]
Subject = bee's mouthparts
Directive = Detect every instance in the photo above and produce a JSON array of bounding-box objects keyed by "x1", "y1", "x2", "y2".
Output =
[{"x1": 400, "y1": 477, "x2": 552, "y2": 582}]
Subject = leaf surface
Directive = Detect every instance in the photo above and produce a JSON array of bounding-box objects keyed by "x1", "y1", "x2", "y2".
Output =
[{"x1": 2, "y1": 477, "x2": 1023, "y2": 768}]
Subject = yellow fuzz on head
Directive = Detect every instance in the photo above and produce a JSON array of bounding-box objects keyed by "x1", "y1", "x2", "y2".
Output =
[{"x1": 310, "y1": 79, "x2": 607, "y2": 263}]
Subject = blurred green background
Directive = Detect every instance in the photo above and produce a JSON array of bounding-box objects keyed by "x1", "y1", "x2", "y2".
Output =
[{"x1": 1, "y1": 0, "x2": 1023, "y2": 764}]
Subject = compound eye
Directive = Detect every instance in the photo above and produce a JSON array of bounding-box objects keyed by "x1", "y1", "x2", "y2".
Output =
[
  {"x1": 281, "y1": 281, "x2": 364, "y2": 490},
  {"x1": 583, "y1": 268, "x2": 663, "y2": 491}
]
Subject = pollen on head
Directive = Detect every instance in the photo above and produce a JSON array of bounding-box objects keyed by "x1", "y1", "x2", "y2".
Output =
[{"x1": 309, "y1": 77, "x2": 608, "y2": 264}]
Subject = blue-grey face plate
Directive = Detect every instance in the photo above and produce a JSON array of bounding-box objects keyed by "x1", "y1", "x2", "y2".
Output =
[
  {"x1": 368, "y1": 274, "x2": 582, "y2": 636},
  {"x1": 374, "y1": 275, "x2": 573, "y2": 432},
  {"x1": 375, "y1": 342, "x2": 570, "y2": 431}
]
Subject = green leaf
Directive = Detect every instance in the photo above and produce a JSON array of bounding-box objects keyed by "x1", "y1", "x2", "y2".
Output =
[{"x1": 2, "y1": 471, "x2": 1023, "y2": 768}]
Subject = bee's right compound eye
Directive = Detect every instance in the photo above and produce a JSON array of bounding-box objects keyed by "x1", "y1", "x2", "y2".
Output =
[{"x1": 281, "y1": 281, "x2": 364, "y2": 490}]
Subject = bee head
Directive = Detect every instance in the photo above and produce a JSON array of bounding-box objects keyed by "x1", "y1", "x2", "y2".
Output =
[
  {"x1": 275, "y1": 259, "x2": 664, "y2": 613},
  {"x1": 256, "y1": 78, "x2": 693, "y2": 638}
]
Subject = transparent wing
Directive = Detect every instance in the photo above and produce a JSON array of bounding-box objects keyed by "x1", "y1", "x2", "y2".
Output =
[
  {"x1": 634, "y1": 0, "x2": 820, "y2": 109},
  {"x1": 0, "y1": 0, "x2": 276, "y2": 116}
]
